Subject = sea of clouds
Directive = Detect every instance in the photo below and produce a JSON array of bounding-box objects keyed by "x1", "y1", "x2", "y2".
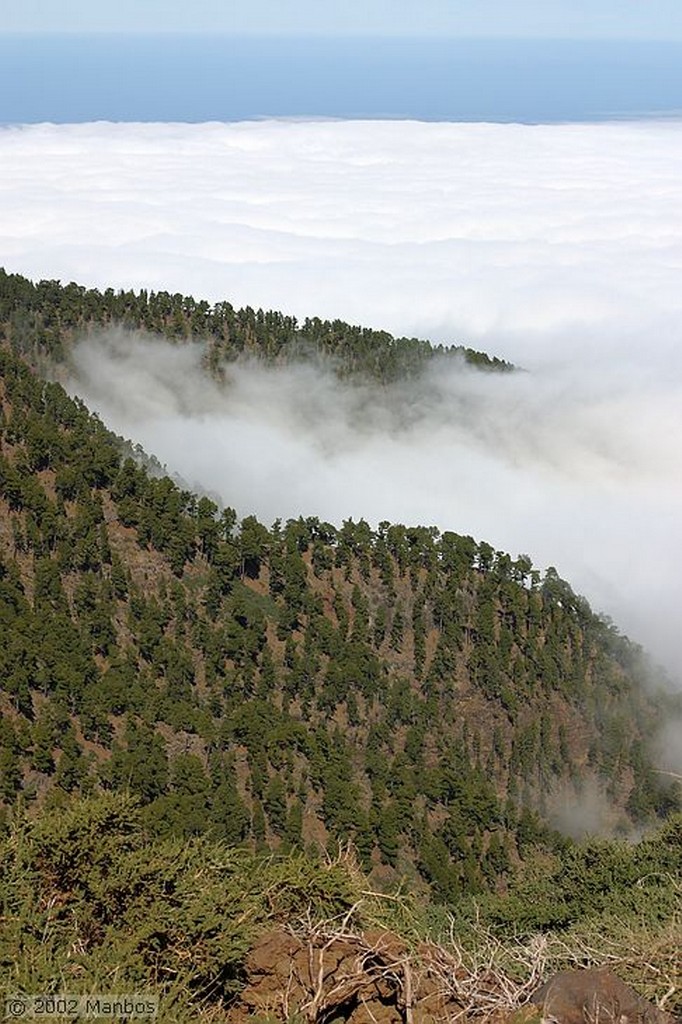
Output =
[{"x1": 1, "y1": 120, "x2": 682, "y2": 707}]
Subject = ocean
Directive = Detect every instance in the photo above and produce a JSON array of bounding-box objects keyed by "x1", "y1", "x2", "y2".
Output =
[{"x1": 2, "y1": 34, "x2": 682, "y2": 124}]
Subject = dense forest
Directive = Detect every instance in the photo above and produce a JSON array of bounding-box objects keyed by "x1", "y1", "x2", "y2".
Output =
[
  {"x1": 0, "y1": 267, "x2": 513, "y2": 382},
  {"x1": 0, "y1": 270, "x2": 680, "y2": 1021}
]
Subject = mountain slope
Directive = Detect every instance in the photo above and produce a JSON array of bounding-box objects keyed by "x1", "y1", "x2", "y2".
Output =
[{"x1": 0, "y1": 335, "x2": 678, "y2": 903}]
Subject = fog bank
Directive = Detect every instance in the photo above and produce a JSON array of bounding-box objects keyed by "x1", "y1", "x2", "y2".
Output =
[
  {"x1": 69, "y1": 328, "x2": 682, "y2": 683},
  {"x1": 2, "y1": 119, "x2": 682, "y2": 369}
]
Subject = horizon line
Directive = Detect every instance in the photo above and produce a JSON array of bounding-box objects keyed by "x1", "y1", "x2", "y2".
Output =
[{"x1": 2, "y1": 31, "x2": 682, "y2": 43}]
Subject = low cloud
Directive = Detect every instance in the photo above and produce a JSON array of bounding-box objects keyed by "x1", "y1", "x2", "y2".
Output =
[
  {"x1": 3, "y1": 120, "x2": 682, "y2": 368},
  {"x1": 69, "y1": 326, "x2": 682, "y2": 686},
  {"x1": 547, "y1": 777, "x2": 629, "y2": 840}
]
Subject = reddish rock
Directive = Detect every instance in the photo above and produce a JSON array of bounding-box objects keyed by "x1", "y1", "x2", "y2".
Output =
[{"x1": 227, "y1": 927, "x2": 465, "y2": 1023}]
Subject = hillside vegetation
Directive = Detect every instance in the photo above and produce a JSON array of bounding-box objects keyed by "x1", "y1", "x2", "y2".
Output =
[
  {"x1": 2, "y1": 793, "x2": 679, "y2": 1021},
  {"x1": 0, "y1": 269, "x2": 680, "y2": 1021},
  {"x1": 0, "y1": 339, "x2": 678, "y2": 888}
]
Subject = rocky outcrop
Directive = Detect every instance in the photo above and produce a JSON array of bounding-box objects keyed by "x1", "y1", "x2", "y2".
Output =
[
  {"x1": 228, "y1": 944, "x2": 679, "y2": 1024},
  {"x1": 529, "y1": 969, "x2": 677, "y2": 1024},
  {"x1": 226, "y1": 927, "x2": 465, "y2": 1023}
]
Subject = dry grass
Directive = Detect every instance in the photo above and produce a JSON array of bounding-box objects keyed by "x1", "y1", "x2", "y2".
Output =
[{"x1": 279, "y1": 889, "x2": 681, "y2": 1024}]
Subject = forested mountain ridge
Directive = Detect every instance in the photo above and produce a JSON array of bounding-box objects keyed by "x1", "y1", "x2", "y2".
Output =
[
  {"x1": 0, "y1": 330, "x2": 678, "y2": 905},
  {"x1": 0, "y1": 267, "x2": 513, "y2": 381}
]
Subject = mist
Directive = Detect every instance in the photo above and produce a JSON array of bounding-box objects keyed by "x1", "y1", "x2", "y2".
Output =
[
  {"x1": 68, "y1": 326, "x2": 682, "y2": 685},
  {"x1": 2, "y1": 119, "x2": 682, "y2": 683}
]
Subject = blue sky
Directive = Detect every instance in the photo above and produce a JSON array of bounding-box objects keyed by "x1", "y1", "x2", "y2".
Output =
[{"x1": 3, "y1": 0, "x2": 682, "y2": 39}]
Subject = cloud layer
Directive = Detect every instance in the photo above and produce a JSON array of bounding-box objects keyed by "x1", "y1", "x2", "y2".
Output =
[{"x1": 1, "y1": 120, "x2": 682, "y2": 677}]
